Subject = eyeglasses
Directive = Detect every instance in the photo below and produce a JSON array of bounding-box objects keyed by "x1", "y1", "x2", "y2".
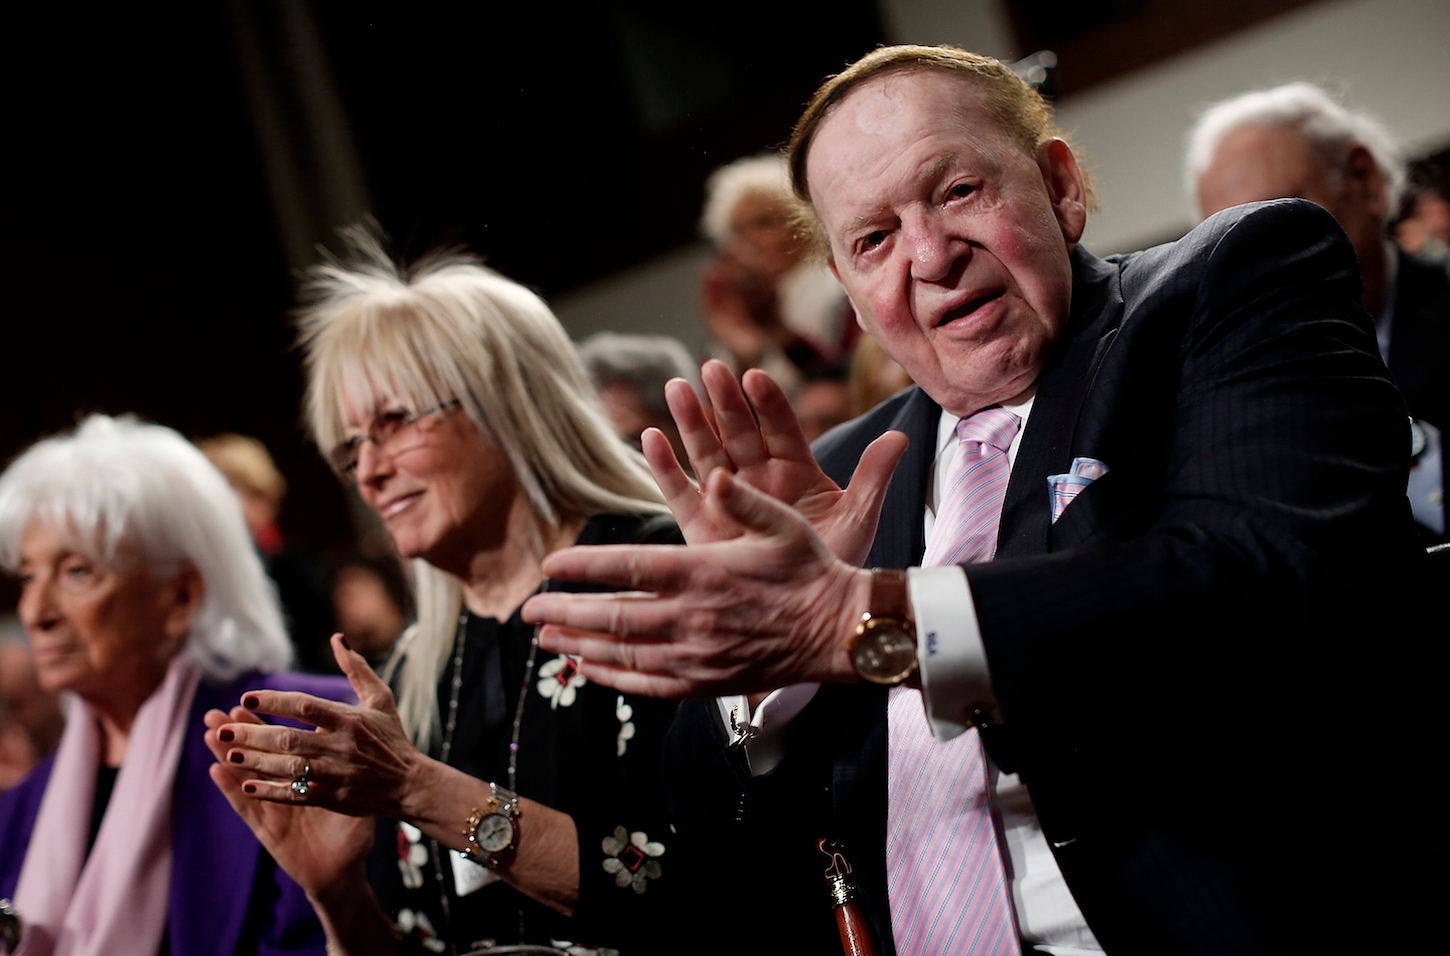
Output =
[{"x1": 328, "y1": 400, "x2": 461, "y2": 478}]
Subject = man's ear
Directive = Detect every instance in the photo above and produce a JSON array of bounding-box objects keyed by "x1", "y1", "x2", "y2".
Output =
[
  {"x1": 162, "y1": 562, "x2": 206, "y2": 642},
  {"x1": 1344, "y1": 143, "x2": 1388, "y2": 221},
  {"x1": 1037, "y1": 138, "x2": 1088, "y2": 248}
]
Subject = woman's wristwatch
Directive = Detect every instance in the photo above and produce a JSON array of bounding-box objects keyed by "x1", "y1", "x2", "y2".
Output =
[
  {"x1": 846, "y1": 569, "x2": 918, "y2": 685},
  {"x1": 462, "y1": 782, "x2": 521, "y2": 869}
]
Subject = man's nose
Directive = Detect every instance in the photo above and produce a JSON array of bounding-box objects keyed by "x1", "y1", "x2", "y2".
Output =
[{"x1": 903, "y1": 213, "x2": 965, "y2": 283}]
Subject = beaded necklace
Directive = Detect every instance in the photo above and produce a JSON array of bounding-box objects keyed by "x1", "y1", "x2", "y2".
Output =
[{"x1": 426, "y1": 585, "x2": 546, "y2": 954}]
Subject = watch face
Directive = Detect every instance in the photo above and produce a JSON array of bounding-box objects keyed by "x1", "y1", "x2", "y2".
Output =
[
  {"x1": 852, "y1": 621, "x2": 918, "y2": 685},
  {"x1": 477, "y1": 813, "x2": 515, "y2": 853}
]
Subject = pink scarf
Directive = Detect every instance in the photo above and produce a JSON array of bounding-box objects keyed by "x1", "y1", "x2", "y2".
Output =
[{"x1": 12, "y1": 653, "x2": 202, "y2": 956}]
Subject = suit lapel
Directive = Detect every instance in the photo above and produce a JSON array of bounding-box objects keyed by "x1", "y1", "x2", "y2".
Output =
[
  {"x1": 865, "y1": 386, "x2": 940, "y2": 568},
  {"x1": 998, "y1": 248, "x2": 1125, "y2": 559}
]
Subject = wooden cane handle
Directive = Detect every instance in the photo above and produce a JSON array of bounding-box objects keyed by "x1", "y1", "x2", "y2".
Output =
[{"x1": 834, "y1": 900, "x2": 881, "y2": 956}]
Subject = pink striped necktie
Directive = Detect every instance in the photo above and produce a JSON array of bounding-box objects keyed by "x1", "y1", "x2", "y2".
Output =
[
  {"x1": 887, "y1": 405, "x2": 1021, "y2": 956},
  {"x1": 922, "y1": 407, "x2": 1021, "y2": 566}
]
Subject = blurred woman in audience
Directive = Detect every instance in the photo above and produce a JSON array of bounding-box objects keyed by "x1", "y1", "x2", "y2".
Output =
[
  {"x1": 330, "y1": 554, "x2": 411, "y2": 668},
  {"x1": 200, "y1": 433, "x2": 337, "y2": 673},
  {"x1": 208, "y1": 236, "x2": 682, "y2": 956},
  {"x1": 849, "y1": 334, "x2": 915, "y2": 417},
  {"x1": 0, "y1": 628, "x2": 65, "y2": 792},
  {"x1": 1395, "y1": 159, "x2": 1450, "y2": 259},
  {"x1": 578, "y1": 330, "x2": 703, "y2": 467},
  {"x1": 794, "y1": 363, "x2": 854, "y2": 443},
  {"x1": 699, "y1": 153, "x2": 854, "y2": 394},
  {"x1": 0, "y1": 415, "x2": 344, "y2": 956}
]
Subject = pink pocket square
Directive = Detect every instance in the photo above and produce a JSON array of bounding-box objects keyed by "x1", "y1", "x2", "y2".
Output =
[{"x1": 1047, "y1": 457, "x2": 1110, "y2": 524}]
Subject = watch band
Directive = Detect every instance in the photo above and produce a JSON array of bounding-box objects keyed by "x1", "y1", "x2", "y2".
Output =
[
  {"x1": 848, "y1": 568, "x2": 919, "y2": 685},
  {"x1": 868, "y1": 568, "x2": 910, "y2": 623}
]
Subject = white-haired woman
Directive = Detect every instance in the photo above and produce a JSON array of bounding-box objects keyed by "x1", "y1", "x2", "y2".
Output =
[
  {"x1": 209, "y1": 238, "x2": 684, "y2": 956},
  {"x1": 699, "y1": 153, "x2": 854, "y2": 392},
  {"x1": 0, "y1": 415, "x2": 348, "y2": 956}
]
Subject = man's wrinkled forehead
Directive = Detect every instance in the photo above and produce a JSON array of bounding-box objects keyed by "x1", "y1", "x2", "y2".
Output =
[
  {"x1": 807, "y1": 73, "x2": 1022, "y2": 223},
  {"x1": 807, "y1": 72, "x2": 1016, "y2": 185}
]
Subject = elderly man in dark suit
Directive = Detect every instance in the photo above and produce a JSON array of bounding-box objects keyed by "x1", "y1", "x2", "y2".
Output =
[
  {"x1": 524, "y1": 46, "x2": 1439, "y2": 955},
  {"x1": 1190, "y1": 82, "x2": 1450, "y2": 541}
]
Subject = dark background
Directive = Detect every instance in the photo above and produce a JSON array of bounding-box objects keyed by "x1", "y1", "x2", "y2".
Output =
[
  {"x1": 0, "y1": 0, "x2": 885, "y2": 561},
  {"x1": 0, "y1": 0, "x2": 1355, "y2": 580}
]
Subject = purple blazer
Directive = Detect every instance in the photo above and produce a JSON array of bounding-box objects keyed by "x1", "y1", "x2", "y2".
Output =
[{"x1": 0, "y1": 671, "x2": 354, "y2": 956}]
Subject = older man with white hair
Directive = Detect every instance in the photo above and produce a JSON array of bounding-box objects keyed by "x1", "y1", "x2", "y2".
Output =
[{"x1": 1188, "y1": 82, "x2": 1450, "y2": 539}]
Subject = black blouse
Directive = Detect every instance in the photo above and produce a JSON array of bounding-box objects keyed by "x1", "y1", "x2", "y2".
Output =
[{"x1": 369, "y1": 513, "x2": 684, "y2": 956}]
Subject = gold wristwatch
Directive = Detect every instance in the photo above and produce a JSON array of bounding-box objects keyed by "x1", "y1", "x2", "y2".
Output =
[
  {"x1": 463, "y1": 782, "x2": 521, "y2": 869},
  {"x1": 847, "y1": 569, "x2": 918, "y2": 685}
]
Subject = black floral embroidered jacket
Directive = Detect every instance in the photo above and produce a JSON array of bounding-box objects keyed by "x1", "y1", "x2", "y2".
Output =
[{"x1": 369, "y1": 513, "x2": 684, "y2": 956}]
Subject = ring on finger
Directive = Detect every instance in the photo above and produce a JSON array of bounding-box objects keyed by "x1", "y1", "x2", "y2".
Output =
[{"x1": 290, "y1": 761, "x2": 312, "y2": 797}]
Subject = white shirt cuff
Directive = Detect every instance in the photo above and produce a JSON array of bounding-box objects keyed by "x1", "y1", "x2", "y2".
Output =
[
  {"x1": 715, "y1": 683, "x2": 820, "y2": 776},
  {"x1": 908, "y1": 565, "x2": 997, "y2": 741}
]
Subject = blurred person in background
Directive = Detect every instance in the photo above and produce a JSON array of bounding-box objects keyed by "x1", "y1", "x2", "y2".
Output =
[
  {"x1": 206, "y1": 235, "x2": 684, "y2": 956},
  {"x1": 794, "y1": 362, "x2": 853, "y2": 443},
  {"x1": 1395, "y1": 159, "x2": 1450, "y2": 260},
  {"x1": 0, "y1": 415, "x2": 347, "y2": 956},
  {"x1": 330, "y1": 554, "x2": 411, "y2": 668},
  {"x1": 0, "y1": 628, "x2": 65, "y2": 791},
  {"x1": 1189, "y1": 81, "x2": 1450, "y2": 541},
  {"x1": 200, "y1": 434, "x2": 338, "y2": 672},
  {"x1": 699, "y1": 153, "x2": 855, "y2": 394},
  {"x1": 848, "y1": 333, "x2": 914, "y2": 417},
  {"x1": 577, "y1": 331, "x2": 702, "y2": 468}
]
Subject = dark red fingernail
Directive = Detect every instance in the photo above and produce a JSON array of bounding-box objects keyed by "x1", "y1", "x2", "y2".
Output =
[
  {"x1": 229, "y1": 751, "x2": 244, "y2": 763},
  {"x1": 339, "y1": 635, "x2": 352, "y2": 651},
  {"x1": 243, "y1": 783, "x2": 256, "y2": 794},
  {"x1": 218, "y1": 728, "x2": 234, "y2": 742},
  {"x1": 242, "y1": 696, "x2": 260, "y2": 709}
]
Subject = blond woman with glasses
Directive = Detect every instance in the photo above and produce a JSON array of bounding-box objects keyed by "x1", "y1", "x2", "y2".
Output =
[{"x1": 205, "y1": 234, "x2": 685, "y2": 956}]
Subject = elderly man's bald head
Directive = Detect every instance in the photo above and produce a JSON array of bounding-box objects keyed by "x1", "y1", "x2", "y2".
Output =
[{"x1": 786, "y1": 45, "x2": 1092, "y2": 256}]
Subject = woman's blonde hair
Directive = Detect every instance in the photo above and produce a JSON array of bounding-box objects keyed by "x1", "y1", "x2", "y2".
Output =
[{"x1": 298, "y1": 230, "x2": 666, "y2": 748}]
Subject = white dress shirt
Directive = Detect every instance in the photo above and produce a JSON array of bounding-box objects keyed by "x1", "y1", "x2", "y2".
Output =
[{"x1": 718, "y1": 395, "x2": 1102, "y2": 955}]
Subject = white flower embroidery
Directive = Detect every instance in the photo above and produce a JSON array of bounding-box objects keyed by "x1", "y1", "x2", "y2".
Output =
[
  {"x1": 551, "y1": 941, "x2": 621, "y2": 956},
  {"x1": 615, "y1": 695, "x2": 635, "y2": 757},
  {"x1": 396, "y1": 908, "x2": 447, "y2": 953},
  {"x1": 396, "y1": 822, "x2": 429, "y2": 889},
  {"x1": 601, "y1": 825, "x2": 664, "y2": 894},
  {"x1": 537, "y1": 654, "x2": 587, "y2": 709}
]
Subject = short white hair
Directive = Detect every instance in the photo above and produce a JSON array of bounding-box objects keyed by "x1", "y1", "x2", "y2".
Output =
[
  {"x1": 700, "y1": 153, "x2": 793, "y2": 246},
  {"x1": 578, "y1": 332, "x2": 702, "y2": 421},
  {"x1": 1185, "y1": 81, "x2": 1404, "y2": 221},
  {"x1": 298, "y1": 230, "x2": 666, "y2": 748},
  {"x1": 0, "y1": 415, "x2": 292, "y2": 682}
]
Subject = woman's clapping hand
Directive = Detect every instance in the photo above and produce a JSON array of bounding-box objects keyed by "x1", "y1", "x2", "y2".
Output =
[
  {"x1": 211, "y1": 634, "x2": 423, "y2": 820},
  {"x1": 204, "y1": 703, "x2": 374, "y2": 898}
]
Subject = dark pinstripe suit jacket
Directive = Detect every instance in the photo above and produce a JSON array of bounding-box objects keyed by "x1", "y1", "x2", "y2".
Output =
[{"x1": 664, "y1": 200, "x2": 1440, "y2": 955}]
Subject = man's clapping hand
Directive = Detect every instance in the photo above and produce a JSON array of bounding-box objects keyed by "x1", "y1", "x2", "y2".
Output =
[
  {"x1": 644, "y1": 359, "x2": 906, "y2": 565},
  {"x1": 523, "y1": 468, "x2": 872, "y2": 698}
]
